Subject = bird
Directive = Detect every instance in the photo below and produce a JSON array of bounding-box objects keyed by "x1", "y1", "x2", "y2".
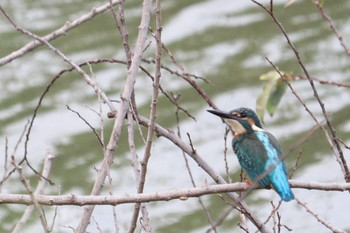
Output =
[{"x1": 208, "y1": 107, "x2": 294, "y2": 202}]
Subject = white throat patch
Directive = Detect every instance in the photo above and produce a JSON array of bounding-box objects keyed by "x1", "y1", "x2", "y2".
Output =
[
  {"x1": 226, "y1": 119, "x2": 264, "y2": 134},
  {"x1": 252, "y1": 124, "x2": 264, "y2": 132},
  {"x1": 226, "y1": 119, "x2": 246, "y2": 134}
]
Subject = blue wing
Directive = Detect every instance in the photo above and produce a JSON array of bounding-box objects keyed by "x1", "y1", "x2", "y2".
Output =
[
  {"x1": 232, "y1": 132, "x2": 271, "y2": 187},
  {"x1": 233, "y1": 131, "x2": 294, "y2": 201}
]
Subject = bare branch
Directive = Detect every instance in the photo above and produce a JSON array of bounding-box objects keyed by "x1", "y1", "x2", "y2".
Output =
[
  {"x1": 0, "y1": 7, "x2": 116, "y2": 113},
  {"x1": 11, "y1": 157, "x2": 49, "y2": 233},
  {"x1": 1, "y1": 181, "x2": 350, "y2": 206},
  {"x1": 175, "y1": 106, "x2": 217, "y2": 232},
  {"x1": 12, "y1": 151, "x2": 55, "y2": 233},
  {"x1": 298, "y1": 75, "x2": 350, "y2": 88},
  {"x1": 128, "y1": 2, "x2": 162, "y2": 231},
  {"x1": 75, "y1": 0, "x2": 154, "y2": 231},
  {"x1": 66, "y1": 105, "x2": 104, "y2": 148},
  {"x1": 295, "y1": 197, "x2": 345, "y2": 233},
  {"x1": 266, "y1": 57, "x2": 349, "y2": 182},
  {"x1": 251, "y1": 0, "x2": 350, "y2": 182},
  {"x1": 109, "y1": 0, "x2": 132, "y2": 67},
  {"x1": 0, "y1": 0, "x2": 121, "y2": 66},
  {"x1": 137, "y1": 115, "x2": 271, "y2": 233},
  {"x1": 312, "y1": 0, "x2": 350, "y2": 55}
]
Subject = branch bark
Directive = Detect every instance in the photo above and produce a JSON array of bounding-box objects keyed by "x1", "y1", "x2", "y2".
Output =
[
  {"x1": 0, "y1": 0, "x2": 121, "y2": 66},
  {"x1": 12, "y1": 152, "x2": 55, "y2": 233},
  {"x1": 75, "y1": 0, "x2": 153, "y2": 231},
  {"x1": 1, "y1": 181, "x2": 350, "y2": 206}
]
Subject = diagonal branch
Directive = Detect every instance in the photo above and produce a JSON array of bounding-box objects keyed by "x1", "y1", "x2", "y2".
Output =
[
  {"x1": 251, "y1": 0, "x2": 350, "y2": 182},
  {"x1": 137, "y1": 115, "x2": 271, "y2": 233},
  {"x1": 0, "y1": 0, "x2": 121, "y2": 66},
  {"x1": 312, "y1": 0, "x2": 350, "y2": 56},
  {"x1": 295, "y1": 197, "x2": 345, "y2": 233},
  {"x1": 12, "y1": 151, "x2": 55, "y2": 233},
  {"x1": 75, "y1": 0, "x2": 153, "y2": 231}
]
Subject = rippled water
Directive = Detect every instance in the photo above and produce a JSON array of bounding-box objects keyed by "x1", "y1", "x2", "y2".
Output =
[{"x1": 1, "y1": 0, "x2": 350, "y2": 232}]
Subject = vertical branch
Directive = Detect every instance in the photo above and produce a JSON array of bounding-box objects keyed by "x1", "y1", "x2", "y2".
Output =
[
  {"x1": 108, "y1": 0, "x2": 132, "y2": 65},
  {"x1": 88, "y1": 63, "x2": 106, "y2": 150},
  {"x1": 0, "y1": 138, "x2": 9, "y2": 192},
  {"x1": 127, "y1": 110, "x2": 141, "y2": 181},
  {"x1": 12, "y1": 157, "x2": 50, "y2": 233},
  {"x1": 75, "y1": 0, "x2": 154, "y2": 231},
  {"x1": 0, "y1": 121, "x2": 30, "y2": 186},
  {"x1": 12, "y1": 152, "x2": 55, "y2": 233},
  {"x1": 223, "y1": 127, "x2": 232, "y2": 183},
  {"x1": 128, "y1": 1, "x2": 161, "y2": 232}
]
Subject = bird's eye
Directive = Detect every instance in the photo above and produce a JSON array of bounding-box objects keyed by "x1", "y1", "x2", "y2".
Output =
[{"x1": 240, "y1": 112, "x2": 247, "y2": 117}]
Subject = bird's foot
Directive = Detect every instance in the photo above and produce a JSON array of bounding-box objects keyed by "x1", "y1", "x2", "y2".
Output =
[{"x1": 245, "y1": 180, "x2": 252, "y2": 185}]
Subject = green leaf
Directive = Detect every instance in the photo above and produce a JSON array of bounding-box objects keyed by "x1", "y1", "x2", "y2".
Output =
[
  {"x1": 266, "y1": 78, "x2": 287, "y2": 116},
  {"x1": 284, "y1": 0, "x2": 297, "y2": 8},
  {"x1": 256, "y1": 71, "x2": 293, "y2": 122}
]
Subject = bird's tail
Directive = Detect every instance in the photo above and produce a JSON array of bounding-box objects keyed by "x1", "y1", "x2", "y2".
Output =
[{"x1": 271, "y1": 174, "x2": 294, "y2": 202}]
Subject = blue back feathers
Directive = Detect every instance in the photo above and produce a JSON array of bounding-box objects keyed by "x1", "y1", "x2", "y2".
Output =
[
  {"x1": 208, "y1": 107, "x2": 294, "y2": 201},
  {"x1": 233, "y1": 127, "x2": 294, "y2": 201},
  {"x1": 229, "y1": 108, "x2": 294, "y2": 201}
]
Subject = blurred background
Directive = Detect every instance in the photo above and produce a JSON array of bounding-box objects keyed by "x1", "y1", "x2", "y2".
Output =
[{"x1": 0, "y1": 0, "x2": 350, "y2": 232}]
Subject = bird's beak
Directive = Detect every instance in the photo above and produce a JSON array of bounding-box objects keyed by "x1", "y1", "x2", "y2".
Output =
[{"x1": 207, "y1": 109, "x2": 236, "y2": 120}]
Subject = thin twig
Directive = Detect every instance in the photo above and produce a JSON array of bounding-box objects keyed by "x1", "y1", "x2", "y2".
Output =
[
  {"x1": 0, "y1": 138, "x2": 9, "y2": 192},
  {"x1": 266, "y1": 57, "x2": 349, "y2": 182},
  {"x1": 0, "y1": 0, "x2": 122, "y2": 66},
  {"x1": 12, "y1": 151, "x2": 55, "y2": 233},
  {"x1": 76, "y1": 0, "x2": 154, "y2": 231},
  {"x1": 92, "y1": 216, "x2": 103, "y2": 233},
  {"x1": 337, "y1": 138, "x2": 350, "y2": 150},
  {"x1": 251, "y1": 0, "x2": 350, "y2": 182},
  {"x1": 143, "y1": 57, "x2": 217, "y2": 109},
  {"x1": 224, "y1": 127, "x2": 232, "y2": 183},
  {"x1": 254, "y1": 201, "x2": 282, "y2": 233},
  {"x1": 312, "y1": 0, "x2": 350, "y2": 55},
  {"x1": 128, "y1": 2, "x2": 162, "y2": 231},
  {"x1": 0, "y1": 121, "x2": 31, "y2": 186},
  {"x1": 11, "y1": 157, "x2": 49, "y2": 233},
  {"x1": 109, "y1": 0, "x2": 132, "y2": 67},
  {"x1": 186, "y1": 133, "x2": 218, "y2": 233},
  {"x1": 175, "y1": 99, "x2": 217, "y2": 233},
  {"x1": 0, "y1": 8, "x2": 116, "y2": 112},
  {"x1": 0, "y1": 7, "x2": 117, "y2": 189},
  {"x1": 289, "y1": 150, "x2": 303, "y2": 179},
  {"x1": 137, "y1": 115, "x2": 271, "y2": 233},
  {"x1": 66, "y1": 105, "x2": 104, "y2": 148},
  {"x1": 205, "y1": 207, "x2": 234, "y2": 233},
  {"x1": 107, "y1": 169, "x2": 120, "y2": 233},
  {"x1": 298, "y1": 75, "x2": 350, "y2": 88},
  {"x1": 295, "y1": 197, "x2": 345, "y2": 233}
]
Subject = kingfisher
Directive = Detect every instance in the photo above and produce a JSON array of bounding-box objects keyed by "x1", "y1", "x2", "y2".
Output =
[{"x1": 208, "y1": 107, "x2": 294, "y2": 202}]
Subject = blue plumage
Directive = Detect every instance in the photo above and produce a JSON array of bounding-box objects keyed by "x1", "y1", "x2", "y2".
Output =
[{"x1": 208, "y1": 107, "x2": 294, "y2": 202}]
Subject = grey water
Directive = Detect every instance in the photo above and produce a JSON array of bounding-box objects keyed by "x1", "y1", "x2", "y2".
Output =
[{"x1": 0, "y1": 0, "x2": 350, "y2": 232}]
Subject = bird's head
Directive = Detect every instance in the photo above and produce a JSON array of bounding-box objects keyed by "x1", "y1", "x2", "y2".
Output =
[{"x1": 208, "y1": 107, "x2": 263, "y2": 134}]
